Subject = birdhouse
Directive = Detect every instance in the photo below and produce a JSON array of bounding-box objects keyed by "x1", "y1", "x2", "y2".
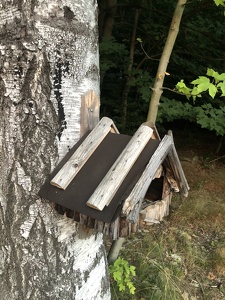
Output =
[{"x1": 39, "y1": 117, "x2": 189, "y2": 240}]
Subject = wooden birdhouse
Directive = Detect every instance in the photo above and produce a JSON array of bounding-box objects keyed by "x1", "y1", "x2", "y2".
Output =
[{"x1": 39, "y1": 117, "x2": 189, "y2": 240}]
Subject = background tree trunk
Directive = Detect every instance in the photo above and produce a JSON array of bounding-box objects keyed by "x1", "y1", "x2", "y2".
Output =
[
  {"x1": 99, "y1": 0, "x2": 117, "y2": 86},
  {"x1": 121, "y1": 8, "x2": 140, "y2": 131},
  {"x1": 0, "y1": 1, "x2": 110, "y2": 299},
  {"x1": 100, "y1": 0, "x2": 117, "y2": 40}
]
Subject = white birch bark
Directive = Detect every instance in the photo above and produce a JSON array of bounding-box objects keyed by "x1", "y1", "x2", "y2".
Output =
[{"x1": 0, "y1": 1, "x2": 110, "y2": 299}]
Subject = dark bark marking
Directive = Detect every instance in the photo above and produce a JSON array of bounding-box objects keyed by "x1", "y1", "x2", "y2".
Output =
[
  {"x1": 85, "y1": 64, "x2": 99, "y2": 81},
  {"x1": 53, "y1": 50, "x2": 71, "y2": 139},
  {"x1": 63, "y1": 6, "x2": 75, "y2": 21}
]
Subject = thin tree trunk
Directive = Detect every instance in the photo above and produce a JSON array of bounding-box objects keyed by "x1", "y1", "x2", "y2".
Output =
[
  {"x1": 99, "y1": 0, "x2": 117, "y2": 86},
  {"x1": 121, "y1": 9, "x2": 140, "y2": 131},
  {"x1": 147, "y1": 0, "x2": 187, "y2": 125},
  {"x1": 101, "y1": 0, "x2": 117, "y2": 39},
  {"x1": 0, "y1": 1, "x2": 110, "y2": 299}
]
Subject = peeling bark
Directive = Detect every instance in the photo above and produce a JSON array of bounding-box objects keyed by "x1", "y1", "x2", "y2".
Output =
[{"x1": 0, "y1": 1, "x2": 110, "y2": 299}]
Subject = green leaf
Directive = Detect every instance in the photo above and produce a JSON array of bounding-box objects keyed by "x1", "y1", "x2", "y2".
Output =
[
  {"x1": 197, "y1": 82, "x2": 210, "y2": 93},
  {"x1": 217, "y1": 81, "x2": 225, "y2": 96},
  {"x1": 130, "y1": 286, "x2": 136, "y2": 295},
  {"x1": 208, "y1": 83, "x2": 217, "y2": 98},
  {"x1": 130, "y1": 266, "x2": 136, "y2": 276},
  {"x1": 113, "y1": 270, "x2": 122, "y2": 281},
  {"x1": 207, "y1": 68, "x2": 216, "y2": 77},
  {"x1": 191, "y1": 76, "x2": 210, "y2": 86},
  {"x1": 176, "y1": 79, "x2": 186, "y2": 89},
  {"x1": 175, "y1": 80, "x2": 192, "y2": 98},
  {"x1": 118, "y1": 283, "x2": 126, "y2": 292},
  {"x1": 127, "y1": 281, "x2": 136, "y2": 294},
  {"x1": 214, "y1": 0, "x2": 225, "y2": 6},
  {"x1": 136, "y1": 37, "x2": 142, "y2": 43},
  {"x1": 191, "y1": 87, "x2": 200, "y2": 96},
  {"x1": 206, "y1": 68, "x2": 219, "y2": 79},
  {"x1": 207, "y1": 68, "x2": 225, "y2": 82},
  {"x1": 216, "y1": 73, "x2": 225, "y2": 81}
]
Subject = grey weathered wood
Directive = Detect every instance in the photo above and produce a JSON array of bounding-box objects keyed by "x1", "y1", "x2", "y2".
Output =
[
  {"x1": 50, "y1": 117, "x2": 116, "y2": 189},
  {"x1": 139, "y1": 193, "x2": 171, "y2": 225},
  {"x1": 80, "y1": 90, "x2": 100, "y2": 137},
  {"x1": 86, "y1": 124, "x2": 153, "y2": 211},
  {"x1": 139, "y1": 178, "x2": 171, "y2": 225},
  {"x1": 154, "y1": 165, "x2": 163, "y2": 179},
  {"x1": 110, "y1": 217, "x2": 120, "y2": 241},
  {"x1": 167, "y1": 130, "x2": 189, "y2": 197},
  {"x1": 122, "y1": 135, "x2": 173, "y2": 222},
  {"x1": 143, "y1": 120, "x2": 161, "y2": 140}
]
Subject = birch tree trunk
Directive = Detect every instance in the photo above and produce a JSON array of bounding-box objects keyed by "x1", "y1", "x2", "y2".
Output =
[{"x1": 0, "y1": 1, "x2": 110, "y2": 299}]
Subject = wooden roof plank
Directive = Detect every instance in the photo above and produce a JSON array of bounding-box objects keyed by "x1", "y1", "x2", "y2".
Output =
[
  {"x1": 86, "y1": 124, "x2": 153, "y2": 211},
  {"x1": 122, "y1": 134, "x2": 173, "y2": 222},
  {"x1": 50, "y1": 117, "x2": 116, "y2": 190},
  {"x1": 143, "y1": 121, "x2": 161, "y2": 140}
]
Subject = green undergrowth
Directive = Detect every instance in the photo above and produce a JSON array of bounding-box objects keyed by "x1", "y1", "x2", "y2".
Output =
[
  {"x1": 110, "y1": 158, "x2": 225, "y2": 300},
  {"x1": 111, "y1": 226, "x2": 208, "y2": 300},
  {"x1": 111, "y1": 224, "x2": 225, "y2": 299}
]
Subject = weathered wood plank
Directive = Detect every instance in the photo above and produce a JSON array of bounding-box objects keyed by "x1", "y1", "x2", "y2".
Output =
[
  {"x1": 119, "y1": 217, "x2": 129, "y2": 237},
  {"x1": 96, "y1": 221, "x2": 104, "y2": 233},
  {"x1": 167, "y1": 130, "x2": 189, "y2": 197},
  {"x1": 139, "y1": 177, "x2": 172, "y2": 225},
  {"x1": 162, "y1": 176, "x2": 172, "y2": 204},
  {"x1": 154, "y1": 165, "x2": 163, "y2": 179},
  {"x1": 86, "y1": 124, "x2": 153, "y2": 211},
  {"x1": 131, "y1": 222, "x2": 138, "y2": 233},
  {"x1": 80, "y1": 90, "x2": 100, "y2": 137},
  {"x1": 50, "y1": 117, "x2": 116, "y2": 189},
  {"x1": 103, "y1": 223, "x2": 110, "y2": 236},
  {"x1": 143, "y1": 120, "x2": 161, "y2": 140},
  {"x1": 110, "y1": 217, "x2": 120, "y2": 241},
  {"x1": 123, "y1": 135, "x2": 173, "y2": 223},
  {"x1": 140, "y1": 194, "x2": 171, "y2": 225}
]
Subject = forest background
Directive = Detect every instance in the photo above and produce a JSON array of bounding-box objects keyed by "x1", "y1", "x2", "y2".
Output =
[
  {"x1": 98, "y1": 0, "x2": 225, "y2": 299},
  {"x1": 98, "y1": 0, "x2": 225, "y2": 145}
]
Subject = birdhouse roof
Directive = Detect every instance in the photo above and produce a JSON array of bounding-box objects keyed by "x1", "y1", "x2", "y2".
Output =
[{"x1": 39, "y1": 117, "x2": 189, "y2": 224}]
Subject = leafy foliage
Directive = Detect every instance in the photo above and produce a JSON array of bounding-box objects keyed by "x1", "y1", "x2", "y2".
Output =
[
  {"x1": 99, "y1": 37, "x2": 129, "y2": 73},
  {"x1": 158, "y1": 97, "x2": 225, "y2": 136},
  {"x1": 109, "y1": 257, "x2": 136, "y2": 295},
  {"x1": 176, "y1": 69, "x2": 225, "y2": 100},
  {"x1": 195, "y1": 104, "x2": 225, "y2": 135},
  {"x1": 99, "y1": 0, "x2": 225, "y2": 136},
  {"x1": 172, "y1": 69, "x2": 225, "y2": 135}
]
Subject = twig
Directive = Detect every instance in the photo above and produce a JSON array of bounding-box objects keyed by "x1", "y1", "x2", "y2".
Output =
[
  {"x1": 150, "y1": 86, "x2": 199, "y2": 97},
  {"x1": 209, "y1": 155, "x2": 225, "y2": 163},
  {"x1": 140, "y1": 42, "x2": 160, "y2": 61}
]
